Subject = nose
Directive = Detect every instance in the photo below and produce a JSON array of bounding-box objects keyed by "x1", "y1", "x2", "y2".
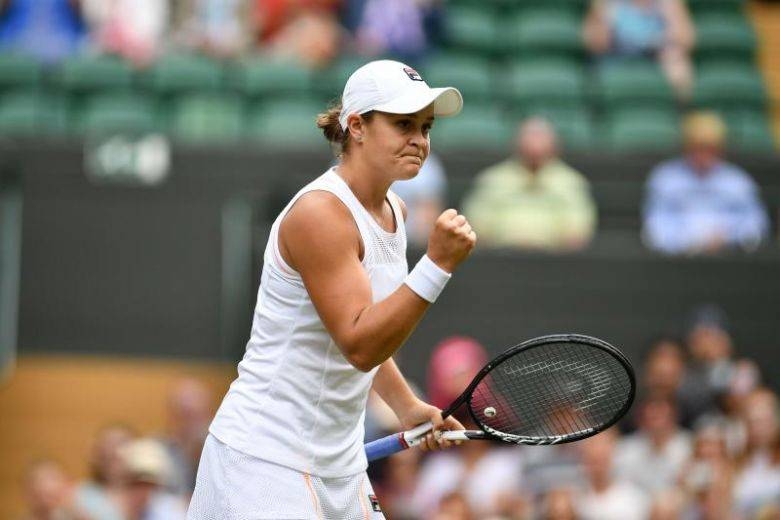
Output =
[{"x1": 408, "y1": 128, "x2": 428, "y2": 153}]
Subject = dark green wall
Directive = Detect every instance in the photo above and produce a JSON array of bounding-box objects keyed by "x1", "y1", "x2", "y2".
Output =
[{"x1": 10, "y1": 139, "x2": 780, "y2": 389}]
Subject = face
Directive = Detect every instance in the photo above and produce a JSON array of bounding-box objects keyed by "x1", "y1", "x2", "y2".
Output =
[
  {"x1": 25, "y1": 462, "x2": 69, "y2": 514},
  {"x1": 688, "y1": 326, "x2": 732, "y2": 363},
  {"x1": 686, "y1": 142, "x2": 722, "y2": 172},
  {"x1": 516, "y1": 124, "x2": 557, "y2": 171},
  {"x1": 91, "y1": 426, "x2": 134, "y2": 484},
  {"x1": 349, "y1": 104, "x2": 434, "y2": 181}
]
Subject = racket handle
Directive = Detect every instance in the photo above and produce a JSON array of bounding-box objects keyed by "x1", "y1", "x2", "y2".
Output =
[{"x1": 365, "y1": 421, "x2": 433, "y2": 462}]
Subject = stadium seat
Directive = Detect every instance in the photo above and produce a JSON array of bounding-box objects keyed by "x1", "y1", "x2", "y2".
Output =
[
  {"x1": 0, "y1": 90, "x2": 68, "y2": 135},
  {"x1": 597, "y1": 61, "x2": 674, "y2": 109},
  {"x1": 234, "y1": 57, "x2": 313, "y2": 98},
  {"x1": 606, "y1": 108, "x2": 680, "y2": 150},
  {"x1": 432, "y1": 105, "x2": 513, "y2": 150},
  {"x1": 445, "y1": 5, "x2": 502, "y2": 55},
  {"x1": 315, "y1": 55, "x2": 370, "y2": 100},
  {"x1": 79, "y1": 93, "x2": 157, "y2": 134},
  {"x1": 0, "y1": 53, "x2": 42, "y2": 91},
  {"x1": 505, "y1": 9, "x2": 582, "y2": 57},
  {"x1": 422, "y1": 53, "x2": 493, "y2": 102},
  {"x1": 55, "y1": 54, "x2": 134, "y2": 93},
  {"x1": 688, "y1": 0, "x2": 745, "y2": 15},
  {"x1": 503, "y1": 61, "x2": 584, "y2": 106},
  {"x1": 145, "y1": 54, "x2": 224, "y2": 94},
  {"x1": 693, "y1": 64, "x2": 767, "y2": 109},
  {"x1": 170, "y1": 94, "x2": 243, "y2": 142},
  {"x1": 695, "y1": 14, "x2": 756, "y2": 61},
  {"x1": 246, "y1": 99, "x2": 325, "y2": 148},
  {"x1": 723, "y1": 109, "x2": 776, "y2": 151}
]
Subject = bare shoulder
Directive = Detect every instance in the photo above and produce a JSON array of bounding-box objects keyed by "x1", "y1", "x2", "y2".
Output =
[
  {"x1": 279, "y1": 190, "x2": 361, "y2": 269},
  {"x1": 392, "y1": 192, "x2": 408, "y2": 221}
]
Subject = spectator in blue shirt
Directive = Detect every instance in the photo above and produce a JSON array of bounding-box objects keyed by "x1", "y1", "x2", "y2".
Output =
[
  {"x1": 642, "y1": 111, "x2": 769, "y2": 255},
  {"x1": 0, "y1": 0, "x2": 86, "y2": 64}
]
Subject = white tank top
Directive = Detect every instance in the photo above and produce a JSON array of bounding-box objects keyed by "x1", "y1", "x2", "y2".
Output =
[{"x1": 209, "y1": 167, "x2": 408, "y2": 478}]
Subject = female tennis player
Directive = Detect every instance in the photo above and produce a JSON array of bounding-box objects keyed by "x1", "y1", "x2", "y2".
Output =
[{"x1": 187, "y1": 60, "x2": 475, "y2": 519}]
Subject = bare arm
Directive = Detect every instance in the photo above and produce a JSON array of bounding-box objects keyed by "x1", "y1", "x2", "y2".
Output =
[
  {"x1": 583, "y1": 0, "x2": 611, "y2": 54},
  {"x1": 372, "y1": 357, "x2": 465, "y2": 450},
  {"x1": 664, "y1": 0, "x2": 695, "y2": 50},
  {"x1": 280, "y1": 192, "x2": 474, "y2": 372}
]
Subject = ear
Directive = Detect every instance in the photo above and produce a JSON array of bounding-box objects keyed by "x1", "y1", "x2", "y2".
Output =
[{"x1": 346, "y1": 113, "x2": 364, "y2": 143}]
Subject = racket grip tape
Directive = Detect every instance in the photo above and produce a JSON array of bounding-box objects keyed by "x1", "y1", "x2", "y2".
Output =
[
  {"x1": 365, "y1": 421, "x2": 433, "y2": 462},
  {"x1": 365, "y1": 433, "x2": 408, "y2": 462}
]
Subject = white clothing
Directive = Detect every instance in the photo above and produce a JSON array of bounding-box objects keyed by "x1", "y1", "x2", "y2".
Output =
[
  {"x1": 615, "y1": 430, "x2": 692, "y2": 493},
  {"x1": 410, "y1": 448, "x2": 524, "y2": 517},
  {"x1": 578, "y1": 481, "x2": 650, "y2": 520},
  {"x1": 187, "y1": 434, "x2": 385, "y2": 520},
  {"x1": 209, "y1": 168, "x2": 408, "y2": 478}
]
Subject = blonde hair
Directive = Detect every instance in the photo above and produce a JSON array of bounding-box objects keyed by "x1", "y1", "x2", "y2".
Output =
[{"x1": 683, "y1": 111, "x2": 727, "y2": 147}]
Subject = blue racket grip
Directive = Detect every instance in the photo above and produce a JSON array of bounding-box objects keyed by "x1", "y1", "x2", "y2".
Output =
[
  {"x1": 365, "y1": 421, "x2": 433, "y2": 462},
  {"x1": 365, "y1": 433, "x2": 407, "y2": 462}
]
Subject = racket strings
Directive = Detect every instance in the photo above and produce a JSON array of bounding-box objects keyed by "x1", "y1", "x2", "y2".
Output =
[{"x1": 469, "y1": 341, "x2": 632, "y2": 441}]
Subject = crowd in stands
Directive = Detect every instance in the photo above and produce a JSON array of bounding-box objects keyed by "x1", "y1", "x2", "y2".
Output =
[
  {"x1": 20, "y1": 379, "x2": 212, "y2": 520},
  {"x1": 0, "y1": 0, "x2": 774, "y2": 151},
  {"x1": 22, "y1": 304, "x2": 780, "y2": 520},
  {"x1": 363, "y1": 304, "x2": 780, "y2": 519},
  {"x1": 19, "y1": 304, "x2": 780, "y2": 519},
  {"x1": 0, "y1": 0, "x2": 443, "y2": 67},
  {"x1": 400, "y1": 111, "x2": 771, "y2": 254}
]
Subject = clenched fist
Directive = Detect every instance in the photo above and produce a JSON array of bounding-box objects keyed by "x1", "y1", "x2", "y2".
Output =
[{"x1": 426, "y1": 209, "x2": 477, "y2": 273}]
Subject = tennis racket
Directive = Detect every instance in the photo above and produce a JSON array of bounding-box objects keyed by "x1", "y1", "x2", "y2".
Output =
[{"x1": 365, "y1": 333, "x2": 635, "y2": 462}]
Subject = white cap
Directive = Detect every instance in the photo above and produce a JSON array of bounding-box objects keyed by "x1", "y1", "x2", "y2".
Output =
[{"x1": 339, "y1": 60, "x2": 463, "y2": 130}]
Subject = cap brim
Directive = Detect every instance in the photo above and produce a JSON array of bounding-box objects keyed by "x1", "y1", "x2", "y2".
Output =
[{"x1": 372, "y1": 87, "x2": 463, "y2": 119}]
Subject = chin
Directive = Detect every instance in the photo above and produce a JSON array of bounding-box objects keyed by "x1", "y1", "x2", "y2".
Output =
[{"x1": 398, "y1": 164, "x2": 421, "y2": 180}]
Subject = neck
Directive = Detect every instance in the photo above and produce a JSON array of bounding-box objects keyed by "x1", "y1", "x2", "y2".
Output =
[{"x1": 337, "y1": 154, "x2": 392, "y2": 212}]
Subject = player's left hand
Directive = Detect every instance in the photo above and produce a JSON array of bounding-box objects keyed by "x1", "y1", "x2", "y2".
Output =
[{"x1": 397, "y1": 399, "x2": 465, "y2": 452}]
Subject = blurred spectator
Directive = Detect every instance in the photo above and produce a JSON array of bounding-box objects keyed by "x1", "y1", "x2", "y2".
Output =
[
  {"x1": 160, "y1": 377, "x2": 213, "y2": 496},
  {"x1": 577, "y1": 428, "x2": 650, "y2": 520},
  {"x1": 642, "y1": 111, "x2": 769, "y2": 255},
  {"x1": 642, "y1": 337, "x2": 686, "y2": 402},
  {"x1": 171, "y1": 0, "x2": 251, "y2": 59},
  {"x1": 431, "y1": 491, "x2": 473, "y2": 520},
  {"x1": 72, "y1": 424, "x2": 135, "y2": 520},
  {"x1": 539, "y1": 487, "x2": 577, "y2": 520},
  {"x1": 414, "y1": 336, "x2": 524, "y2": 518},
  {"x1": 374, "y1": 449, "x2": 422, "y2": 520},
  {"x1": 678, "y1": 418, "x2": 735, "y2": 518},
  {"x1": 615, "y1": 396, "x2": 692, "y2": 494},
  {"x1": 255, "y1": 0, "x2": 342, "y2": 68},
  {"x1": 733, "y1": 388, "x2": 780, "y2": 518},
  {"x1": 0, "y1": 0, "x2": 87, "y2": 65},
  {"x1": 462, "y1": 117, "x2": 597, "y2": 251},
  {"x1": 647, "y1": 489, "x2": 685, "y2": 520},
  {"x1": 81, "y1": 0, "x2": 169, "y2": 66},
  {"x1": 345, "y1": 0, "x2": 442, "y2": 62},
  {"x1": 120, "y1": 438, "x2": 187, "y2": 520},
  {"x1": 391, "y1": 151, "x2": 447, "y2": 248},
  {"x1": 20, "y1": 459, "x2": 86, "y2": 520},
  {"x1": 676, "y1": 304, "x2": 735, "y2": 428},
  {"x1": 410, "y1": 432, "x2": 524, "y2": 518},
  {"x1": 583, "y1": 0, "x2": 695, "y2": 101}
]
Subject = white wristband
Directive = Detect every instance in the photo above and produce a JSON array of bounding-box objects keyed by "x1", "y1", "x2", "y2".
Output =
[{"x1": 404, "y1": 255, "x2": 452, "y2": 303}]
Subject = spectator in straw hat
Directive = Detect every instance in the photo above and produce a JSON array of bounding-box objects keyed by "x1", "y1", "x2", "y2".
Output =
[
  {"x1": 642, "y1": 111, "x2": 769, "y2": 255},
  {"x1": 121, "y1": 438, "x2": 187, "y2": 520}
]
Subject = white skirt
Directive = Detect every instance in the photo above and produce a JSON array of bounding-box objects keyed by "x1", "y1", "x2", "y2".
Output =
[{"x1": 187, "y1": 434, "x2": 385, "y2": 520}]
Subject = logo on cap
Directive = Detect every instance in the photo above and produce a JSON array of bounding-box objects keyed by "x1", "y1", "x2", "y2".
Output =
[{"x1": 403, "y1": 67, "x2": 423, "y2": 82}]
